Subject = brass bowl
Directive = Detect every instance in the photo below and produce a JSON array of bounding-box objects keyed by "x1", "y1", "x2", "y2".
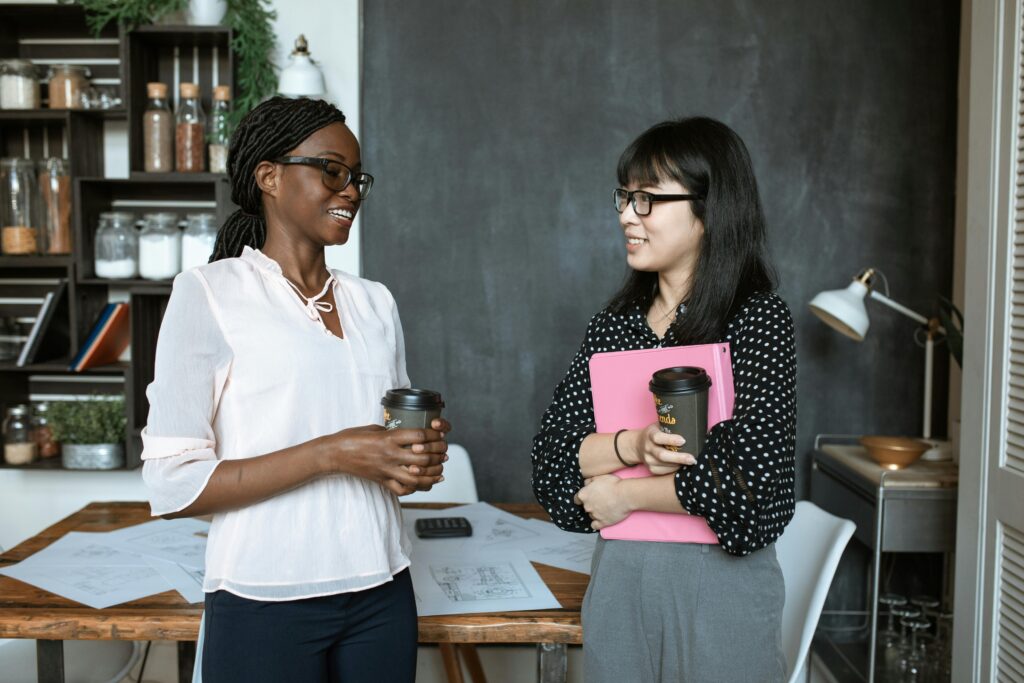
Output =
[{"x1": 860, "y1": 436, "x2": 930, "y2": 469}]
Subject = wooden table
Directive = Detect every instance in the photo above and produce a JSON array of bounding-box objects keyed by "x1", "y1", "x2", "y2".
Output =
[{"x1": 0, "y1": 502, "x2": 587, "y2": 683}]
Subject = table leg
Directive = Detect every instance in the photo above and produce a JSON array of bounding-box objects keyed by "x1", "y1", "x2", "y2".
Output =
[
  {"x1": 536, "y1": 642, "x2": 566, "y2": 683},
  {"x1": 36, "y1": 640, "x2": 65, "y2": 683},
  {"x1": 868, "y1": 484, "x2": 886, "y2": 683},
  {"x1": 178, "y1": 640, "x2": 196, "y2": 683}
]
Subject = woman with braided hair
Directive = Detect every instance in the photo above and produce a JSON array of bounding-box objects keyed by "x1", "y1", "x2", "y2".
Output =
[{"x1": 141, "y1": 96, "x2": 446, "y2": 682}]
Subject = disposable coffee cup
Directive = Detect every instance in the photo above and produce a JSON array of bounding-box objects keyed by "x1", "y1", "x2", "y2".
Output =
[
  {"x1": 381, "y1": 388, "x2": 445, "y2": 431},
  {"x1": 649, "y1": 367, "x2": 711, "y2": 456}
]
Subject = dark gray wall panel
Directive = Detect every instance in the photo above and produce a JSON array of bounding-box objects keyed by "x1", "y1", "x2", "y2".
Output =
[{"x1": 361, "y1": 0, "x2": 959, "y2": 503}]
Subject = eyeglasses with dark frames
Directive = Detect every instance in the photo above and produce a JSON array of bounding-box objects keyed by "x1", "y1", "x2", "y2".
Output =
[
  {"x1": 613, "y1": 188, "x2": 702, "y2": 216},
  {"x1": 274, "y1": 156, "x2": 374, "y2": 200}
]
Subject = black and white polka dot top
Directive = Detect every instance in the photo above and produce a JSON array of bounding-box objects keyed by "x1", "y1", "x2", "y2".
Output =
[{"x1": 530, "y1": 291, "x2": 797, "y2": 557}]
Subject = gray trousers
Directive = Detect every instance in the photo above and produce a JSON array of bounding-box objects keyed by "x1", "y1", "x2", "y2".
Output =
[{"x1": 582, "y1": 538, "x2": 786, "y2": 683}]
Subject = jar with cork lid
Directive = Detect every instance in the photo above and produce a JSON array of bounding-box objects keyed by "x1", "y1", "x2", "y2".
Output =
[
  {"x1": 176, "y1": 83, "x2": 206, "y2": 172},
  {"x1": 143, "y1": 82, "x2": 174, "y2": 173},
  {"x1": 38, "y1": 157, "x2": 72, "y2": 254},
  {"x1": 209, "y1": 85, "x2": 232, "y2": 174}
]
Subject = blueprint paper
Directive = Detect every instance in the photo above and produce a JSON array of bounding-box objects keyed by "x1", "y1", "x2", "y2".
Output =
[
  {"x1": 143, "y1": 556, "x2": 206, "y2": 604},
  {"x1": 0, "y1": 561, "x2": 170, "y2": 609},
  {"x1": 100, "y1": 518, "x2": 209, "y2": 569},
  {"x1": 409, "y1": 549, "x2": 561, "y2": 616}
]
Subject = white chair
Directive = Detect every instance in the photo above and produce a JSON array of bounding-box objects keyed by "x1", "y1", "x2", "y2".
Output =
[
  {"x1": 0, "y1": 636, "x2": 141, "y2": 683},
  {"x1": 403, "y1": 443, "x2": 486, "y2": 683},
  {"x1": 775, "y1": 500, "x2": 856, "y2": 683},
  {"x1": 403, "y1": 443, "x2": 479, "y2": 504}
]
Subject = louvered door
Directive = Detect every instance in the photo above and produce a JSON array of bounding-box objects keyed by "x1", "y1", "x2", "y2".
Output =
[{"x1": 994, "y1": 3, "x2": 1024, "y2": 679}]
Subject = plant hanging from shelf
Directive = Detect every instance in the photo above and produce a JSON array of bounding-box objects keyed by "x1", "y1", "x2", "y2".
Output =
[{"x1": 62, "y1": 0, "x2": 277, "y2": 125}]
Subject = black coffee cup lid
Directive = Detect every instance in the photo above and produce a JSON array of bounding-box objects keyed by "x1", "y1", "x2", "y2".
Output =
[
  {"x1": 649, "y1": 366, "x2": 711, "y2": 394},
  {"x1": 381, "y1": 388, "x2": 445, "y2": 410}
]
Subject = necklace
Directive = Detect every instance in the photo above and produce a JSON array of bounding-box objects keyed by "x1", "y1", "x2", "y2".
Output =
[{"x1": 649, "y1": 297, "x2": 680, "y2": 323}]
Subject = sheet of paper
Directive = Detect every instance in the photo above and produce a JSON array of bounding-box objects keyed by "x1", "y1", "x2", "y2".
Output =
[
  {"x1": 13, "y1": 531, "x2": 149, "y2": 567},
  {"x1": 519, "y1": 521, "x2": 597, "y2": 574},
  {"x1": 0, "y1": 561, "x2": 170, "y2": 609},
  {"x1": 409, "y1": 549, "x2": 561, "y2": 616},
  {"x1": 143, "y1": 557, "x2": 206, "y2": 604},
  {"x1": 100, "y1": 518, "x2": 209, "y2": 569}
]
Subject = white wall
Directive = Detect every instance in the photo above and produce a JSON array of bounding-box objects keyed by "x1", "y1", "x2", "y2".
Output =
[{"x1": 0, "y1": 0, "x2": 361, "y2": 552}]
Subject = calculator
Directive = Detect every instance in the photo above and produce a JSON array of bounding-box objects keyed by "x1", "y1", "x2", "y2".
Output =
[{"x1": 414, "y1": 517, "x2": 473, "y2": 538}]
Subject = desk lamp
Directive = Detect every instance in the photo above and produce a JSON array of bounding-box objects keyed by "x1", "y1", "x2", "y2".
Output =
[{"x1": 809, "y1": 268, "x2": 951, "y2": 461}]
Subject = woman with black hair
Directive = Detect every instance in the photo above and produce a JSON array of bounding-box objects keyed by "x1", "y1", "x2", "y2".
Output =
[
  {"x1": 141, "y1": 96, "x2": 447, "y2": 682},
  {"x1": 531, "y1": 117, "x2": 796, "y2": 682}
]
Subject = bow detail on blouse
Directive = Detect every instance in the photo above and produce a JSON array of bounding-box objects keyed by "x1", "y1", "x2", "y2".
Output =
[{"x1": 283, "y1": 275, "x2": 337, "y2": 334}]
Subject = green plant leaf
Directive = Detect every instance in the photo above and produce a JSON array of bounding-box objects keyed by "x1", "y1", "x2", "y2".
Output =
[
  {"x1": 65, "y1": 0, "x2": 277, "y2": 123},
  {"x1": 48, "y1": 398, "x2": 127, "y2": 445}
]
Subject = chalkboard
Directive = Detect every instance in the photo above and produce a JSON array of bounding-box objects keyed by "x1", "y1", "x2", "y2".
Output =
[{"x1": 362, "y1": 0, "x2": 960, "y2": 504}]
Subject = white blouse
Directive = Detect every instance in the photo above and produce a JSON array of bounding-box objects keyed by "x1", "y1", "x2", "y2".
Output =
[{"x1": 141, "y1": 246, "x2": 412, "y2": 601}]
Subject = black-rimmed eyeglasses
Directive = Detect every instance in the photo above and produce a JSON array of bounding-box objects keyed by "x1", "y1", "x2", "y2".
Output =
[
  {"x1": 274, "y1": 156, "x2": 374, "y2": 200},
  {"x1": 613, "y1": 188, "x2": 702, "y2": 216}
]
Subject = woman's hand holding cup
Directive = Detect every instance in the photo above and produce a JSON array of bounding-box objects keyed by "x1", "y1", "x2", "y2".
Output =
[
  {"x1": 631, "y1": 423, "x2": 696, "y2": 476},
  {"x1": 323, "y1": 424, "x2": 447, "y2": 495}
]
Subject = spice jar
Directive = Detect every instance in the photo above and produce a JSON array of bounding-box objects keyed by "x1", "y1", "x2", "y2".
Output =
[
  {"x1": 209, "y1": 85, "x2": 232, "y2": 174},
  {"x1": 1, "y1": 158, "x2": 40, "y2": 255},
  {"x1": 3, "y1": 404, "x2": 37, "y2": 465},
  {"x1": 47, "y1": 65, "x2": 89, "y2": 109},
  {"x1": 175, "y1": 83, "x2": 206, "y2": 172},
  {"x1": 182, "y1": 213, "x2": 218, "y2": 270},
  {"x1": 0, "y1": 59, "x2": 40, "y2": 109},
  {"x1": 139, "y1": 212, "x2": 181, "y2": 279},
  {"x1": 143, "y1": 82, "x2": 174, "y2": 173},
  {"x1": 31, "y1": 401, "x2": 60, "y2": 459},
  {"x1": 38, "y1": 158, "x2": 72, "y2": 254},
  {"x1": 95, "y1": 212, "x2": 139, "y2": 279}
]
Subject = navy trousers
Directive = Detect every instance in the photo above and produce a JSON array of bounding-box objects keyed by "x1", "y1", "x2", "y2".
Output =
[{"x1": 201, "y1": 569, "x2": 417, "y2": 683}]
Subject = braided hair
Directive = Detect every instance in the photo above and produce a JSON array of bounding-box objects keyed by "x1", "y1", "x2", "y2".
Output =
[{"x1": 210, "y1": 97, "x2": 347, "y2": 261}]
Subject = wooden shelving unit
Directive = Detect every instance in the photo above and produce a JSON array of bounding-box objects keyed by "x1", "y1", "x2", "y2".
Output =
[{"x1": 0, "y1": 5, "x2": 237, "y2": 470}]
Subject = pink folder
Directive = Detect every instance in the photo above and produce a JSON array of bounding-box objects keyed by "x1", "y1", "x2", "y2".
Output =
[{"x1": 589, "y1": 343, "x2": 735, "y2": 543}]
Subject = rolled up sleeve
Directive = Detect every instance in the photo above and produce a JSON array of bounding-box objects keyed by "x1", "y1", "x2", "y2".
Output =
[{"x1": 142, "y1": 269, "x2": 233, "y2": 516}]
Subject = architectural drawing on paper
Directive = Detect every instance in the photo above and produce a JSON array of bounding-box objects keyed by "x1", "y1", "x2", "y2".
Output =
[{"x1": 430, "y1": 562, "x2": 532, "y2": 602}]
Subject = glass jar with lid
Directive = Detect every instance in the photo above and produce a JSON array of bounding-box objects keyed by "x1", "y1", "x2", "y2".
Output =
[
  {"x1": 38, "y1": 158, "x2": 72, "y2": 254},
  {"x1": 139, "y1": 212, "x2": 181, "y2": 280},
  {"x1": 31, "y1": 401, "x2": 60, "y2": 459},
  {"x1": 1, "y1": 158, "x2": 40, "y2": 255},
  {"x1": 48, "y1": 65, "x2": 89, "y2": 109},
  {"x1": 175, "y1": 83, "x2": 206, "y2": 172},
  {"x1": 95, "y1": 212, "x2": 138, "y2": 279},
  {"x1": 182, "y1": 213, "x2": 217, "y2": 270},
  {"x1": 0, "y1": 59, "x2": 40, "y2": 109},
  {"x1": 3, "y1": 404, "x2": 37, "y2": 465},
  {"x1": 143, "y1": 82, "x2": 174, "y2": 173}
]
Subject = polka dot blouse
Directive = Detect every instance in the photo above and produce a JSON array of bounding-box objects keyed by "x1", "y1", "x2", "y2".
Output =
[{"x1": 530, "y1": 291, "x2": 797, "y2": 557}]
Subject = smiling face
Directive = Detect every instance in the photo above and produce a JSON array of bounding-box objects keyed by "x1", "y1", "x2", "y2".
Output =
[
  {"x1": 261, "y1": 121, "x2": 363, "y2": 247},
  {"x1": 619, "y1": 178, "x2": 704, "y2": 279}
]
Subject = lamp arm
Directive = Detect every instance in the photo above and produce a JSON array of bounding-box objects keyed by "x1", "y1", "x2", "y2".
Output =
[{"x1": 868, "y1": 290, "x2": 930, "y2": 326}]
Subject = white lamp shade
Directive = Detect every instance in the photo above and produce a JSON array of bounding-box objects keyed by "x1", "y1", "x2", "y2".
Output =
[
  {"x1": 278, "y1": 54, "x2": 326, "y2": 98},
  {"x1": 809, "y1": 280, "x2": 870, "y2": 341}
]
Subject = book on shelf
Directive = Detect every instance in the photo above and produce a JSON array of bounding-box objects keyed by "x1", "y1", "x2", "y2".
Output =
[
  {"x1": 10, "y1": 279, "x2": 68, "y2": 367},
  {"x1": 70, "y1": 302, "x2": 130, "y2": 372}
]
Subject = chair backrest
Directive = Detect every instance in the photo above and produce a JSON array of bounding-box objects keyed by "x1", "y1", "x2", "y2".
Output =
[
  {"x1": 402, "y1": 443, "x2": 479, "y2": 504},
  {"x1": 775, "y1": 500, "x2": 855, "y2": 683}
]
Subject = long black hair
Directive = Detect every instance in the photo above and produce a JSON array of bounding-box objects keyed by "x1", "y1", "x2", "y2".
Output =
[
  {"x1": 210, "y1": 96, "x2": 347, "y2": 261},
  {"x1": 607, "y1": 117, "x2": 777, "y2": 344}
]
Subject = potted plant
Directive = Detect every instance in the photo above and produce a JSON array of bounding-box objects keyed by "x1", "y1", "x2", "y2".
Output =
[{"x1": 49, "y1": 398, "x2": 127, "y2": 470}]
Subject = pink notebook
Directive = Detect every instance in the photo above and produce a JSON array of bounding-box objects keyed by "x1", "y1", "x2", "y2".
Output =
[{"x1": 589, "y1": 343, "x2": 735, "y2": 543}]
